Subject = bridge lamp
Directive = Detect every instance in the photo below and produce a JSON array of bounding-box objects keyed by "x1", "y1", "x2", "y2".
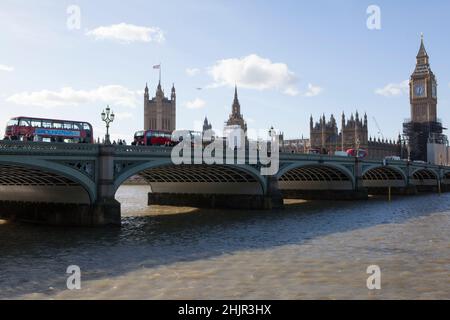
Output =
[{"x1": 101, "y1": 105, "x2": 115, "y2": 144}]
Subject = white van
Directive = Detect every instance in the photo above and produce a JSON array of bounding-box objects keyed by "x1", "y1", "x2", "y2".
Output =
[{"x1": 334, "y1": 151, "x2": 349, "y2": 157}]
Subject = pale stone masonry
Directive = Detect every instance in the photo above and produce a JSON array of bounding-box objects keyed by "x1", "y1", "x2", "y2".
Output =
[{"x1": 144, "y1": 81, "x2": 176, "y2": 132}]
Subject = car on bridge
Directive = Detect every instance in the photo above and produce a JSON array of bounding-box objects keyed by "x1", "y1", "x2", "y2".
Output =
[
  {"x1": 334, "y1": 151, "x2": 349, "y2": 157},
  {"x1": 384, "y1": 156, "x2": 401, "y2": 161},
  {"x1": 3, "y1": 116, "x2": 94, "y2": 143}
]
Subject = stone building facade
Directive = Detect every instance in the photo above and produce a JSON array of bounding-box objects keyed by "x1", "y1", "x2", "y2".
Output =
[
  {"x1": 281, "y1": 138, "x2": 310, "y2": 153},
  {"x1": 224, "y1": 86, "x2": 248, "y2": 132},
  {"x1": 144, "y1": 81, "x2": 176, "y2": 132},
  {"x1": 310, "y1": 112, "x2": 403, "y2": 160},
  {"x1": 202, "y1": 117, "x2": 213, "y2": 134}
]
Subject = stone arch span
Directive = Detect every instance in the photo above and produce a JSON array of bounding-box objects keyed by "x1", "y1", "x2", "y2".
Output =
[
  {"x1": 277, "y1": 163, "x2": 354, "y2": 191},
  {"x1": 0, "y1": 159, "x2": 95, "y2": 204},
  {"x1": 410, "y1": 168, "x2": 438, "y2": 186},
  {"x1": 362, "y1": 166, "x2": 407, "y2": 188},
  {"x1": 114, "y1": 161, "x2": 267, "y2": 196}
]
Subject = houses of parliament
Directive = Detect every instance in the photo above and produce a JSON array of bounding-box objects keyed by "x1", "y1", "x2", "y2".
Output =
[
  {"x1": 143, "y1": 81, "x2": 176, "y2": 132},
  {"x1": 309, "y1": 112, "x2": 403, "y2": 160},
  {"x1": 308, "y1": 35, "x2": 446, "y2": 161},
  {"x1": 142, "y1": 36, "x2": 446, "y2": 162}
]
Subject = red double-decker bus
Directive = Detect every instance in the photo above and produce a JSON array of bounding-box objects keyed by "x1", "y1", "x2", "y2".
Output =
[
  {"x1": 132, "y1": 130, "x2": 174, "y2": 146},
  {"x1": 346, "y1": 148, "x2": 368, "y2": 158},
  {"x1": 3, "y1": 116, "x2": 94, "y2": 143}
]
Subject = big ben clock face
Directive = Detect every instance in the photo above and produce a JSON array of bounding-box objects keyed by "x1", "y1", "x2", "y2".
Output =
[{"x1": 414, "y1": 82, "x2": 426, "y2": 97}]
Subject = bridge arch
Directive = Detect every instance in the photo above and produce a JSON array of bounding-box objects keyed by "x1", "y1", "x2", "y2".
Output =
[
  {"x1": 113, "y1": 161, "x2": 268, "y2": 196},
  {"x1": 362, "y1": 165, "x2": 407, "y2": 188},
  {"x1": 276, "y1": 163, "x2": 354, "y2": 190},
  {"x1": 0, "y1": 158, "x2": 96, "y2": 204},
  {"x1": 410, "y1": 168, "x2": 439, "y2": 186}
]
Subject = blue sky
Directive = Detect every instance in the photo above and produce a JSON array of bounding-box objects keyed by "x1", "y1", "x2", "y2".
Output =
[{"x1": 1, "y1": 0, "x2": 450, "y2": 142}]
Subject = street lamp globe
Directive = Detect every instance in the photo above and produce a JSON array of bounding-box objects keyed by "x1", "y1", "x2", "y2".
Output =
[{"x1": 101, "y1": 105, "x2": 115, "y2": 145}]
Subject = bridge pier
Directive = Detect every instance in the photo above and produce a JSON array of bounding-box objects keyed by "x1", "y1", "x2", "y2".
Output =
[
  {"x1": 281, "y1": 189, "x2": 368, "y2": 201},
  {"x1": 148, "y1": 193, "x2": 280, "y2": 210},
  {"x1": 366, "y1": 185, "x2": 418, "y2": 196},
  {"x1": 440, "y1": 184, "x2": 450, "y2": 192},
  {"x1": 415, "y1": 185, "x2": 439, "y2": 193},
  {"x1": 147, "y1": 176, "x2": 284, "y2": 210},
  {"x1": 0, "y1": 199, "x2": 120, "y2": 226}
]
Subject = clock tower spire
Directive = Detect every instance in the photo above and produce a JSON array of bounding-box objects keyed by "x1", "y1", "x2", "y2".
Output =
[
  {"x1": 410, "y1": 34, "x2": 437, "y2": 123},
  {"x1": 404, "y1": 34, "x2": 444, "y2": 162}
]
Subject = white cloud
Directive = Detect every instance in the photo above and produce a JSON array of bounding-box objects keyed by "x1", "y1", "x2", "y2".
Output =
[
  {"x1": 207, "y1": 54, "x2": 298, "y2": 95},
  {"x1": 114, "y1": 112, "x2": 134, "y2": 120},
  {"x1": 6, "y1": 85, "x2": 140, "y2": 108},
  {"x1": 186, "y1": 68, "x2": 200, "y2": 77},
  {"x1": 0, "y1": 64, "x2": 14, "y2": 72},
  {"x1": 304, "y1": 83, "x2": 323, "y2": 97},
  {"x1": 184, "y1": 98, "x2": 206, "y2": 109},
  {"x1": 86, "y1": 23, "x2": 165, "y2": 43},
  {"x1": 375, "y1": 80, "x2": 409, "y2": 97},
  {"x1": 284, "y1": 87, "x2": 300, "y2": 97}
]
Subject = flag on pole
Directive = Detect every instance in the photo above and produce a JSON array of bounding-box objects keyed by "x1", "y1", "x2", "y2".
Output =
[{"x1": 153, "y1": 64, "x2": 162, "y2": 82}]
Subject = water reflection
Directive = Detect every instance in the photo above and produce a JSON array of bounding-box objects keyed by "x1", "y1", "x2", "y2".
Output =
[{"x1": 0, "y1": 186, "x2": 449, "y2": 299}]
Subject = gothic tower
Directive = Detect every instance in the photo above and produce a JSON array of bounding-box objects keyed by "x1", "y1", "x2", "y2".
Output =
[
  {"x1": 410, "y1": 34, "x2": 437, "y2": 123},
  {"x1": 225, "y1": 86, "x2": 247, "y2": 132},
  {"x1": 202, "y1": 116, "x2": 212, "y2": 133},
  {"x1": 144, "y1": 81, "x2": 176, "y2": 132},
  {"x1": 404, "y1": 34, "x2": 444, "y2": 161}
]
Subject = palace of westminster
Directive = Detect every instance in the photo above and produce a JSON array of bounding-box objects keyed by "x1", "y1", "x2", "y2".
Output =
[{"x1": 143, "y1": 36, "x2": 447, "y2": 162}]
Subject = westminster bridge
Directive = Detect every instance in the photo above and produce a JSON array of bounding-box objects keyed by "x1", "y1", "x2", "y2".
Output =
[{"x1": 0, "y1": 140, "x2": 449, "y2": 226}]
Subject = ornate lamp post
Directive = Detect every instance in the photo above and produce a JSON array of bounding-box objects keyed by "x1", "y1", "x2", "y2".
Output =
[
  {"x1": 407, "y1": 143, "x2": 411, "y2": 162},
  {"x1": 355, "y1": 138, "x2": 361, "y2": 158},
  {"x1": 101, "y1": 105, "x2": 115, "y2": 144}
]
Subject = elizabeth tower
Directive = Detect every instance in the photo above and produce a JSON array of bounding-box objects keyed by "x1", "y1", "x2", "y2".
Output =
[{"x1": 404, "y1": 35, "x2": 444, "y2": 161}]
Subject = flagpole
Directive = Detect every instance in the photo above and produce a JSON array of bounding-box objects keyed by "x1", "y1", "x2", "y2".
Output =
[{"x1": 159, "y1": 62, "x2": 161, "y2": 83}]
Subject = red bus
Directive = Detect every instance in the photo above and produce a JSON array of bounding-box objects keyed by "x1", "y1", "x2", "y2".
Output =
[
  {"x1": 4, "y1": 116, "x2": 94, "y2": 143},
  {"x1": 132, "y1": 130, "x2": 174, "y2": 146},
  {"x1": 346, "y1": 148, "x2": 368, "y2": 158}
]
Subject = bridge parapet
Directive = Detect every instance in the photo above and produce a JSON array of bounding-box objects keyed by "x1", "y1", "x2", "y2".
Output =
[
  {"x1": 114, "y1": 145, "x2": 173, "y2": 156},
  {"x1": 0, "y1": 140, "x2": 99, "y2": 156}
]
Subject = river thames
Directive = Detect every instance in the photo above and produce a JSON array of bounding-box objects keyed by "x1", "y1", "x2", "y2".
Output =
[{"x1": 0, "y1": 185, "x2": 449, "y2": 299}]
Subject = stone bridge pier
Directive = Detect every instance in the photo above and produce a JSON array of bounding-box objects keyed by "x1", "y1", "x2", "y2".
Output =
[
  {"x1": 92, "y1": 145, "x2": 121, "y2": 225},
  {"x1": 147, "y1": 174, "x2": 284, "y2": 210}
]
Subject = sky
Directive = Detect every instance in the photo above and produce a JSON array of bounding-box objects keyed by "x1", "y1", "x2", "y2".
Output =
[{"x1": 1, "y1": 0, "x2": 450, "y2": 142}]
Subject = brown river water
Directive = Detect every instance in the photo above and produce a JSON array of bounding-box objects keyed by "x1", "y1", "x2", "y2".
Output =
[{"x1": 0, "y1": 185, "x2": 449, "y2": 299}]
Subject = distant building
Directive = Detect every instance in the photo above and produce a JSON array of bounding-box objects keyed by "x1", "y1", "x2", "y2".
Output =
[
  {"x1": 281, "y1": 138, "x2": 310, "y2": 153},
  {"x1": 202, "y1": 117, "x2": 212, "y2": 134},
  {"x1": 224, "y1": 86, "x2": 248, "y2": 148},
  {"x1": 368, "y1": 136, "x2": 404, "y2": 160},
  {"x1": 310, "y1": 114, "x2": 340, "y2": 154},
  {"x1": 309, "y1": 112, "x2": 403, "y2": 160},
  {"x1": 144, "y1": 81, "x2": 176, "y2": 132},
  {"x1": 224, "y1": 86, "x2": 247, "y2": 133}
]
